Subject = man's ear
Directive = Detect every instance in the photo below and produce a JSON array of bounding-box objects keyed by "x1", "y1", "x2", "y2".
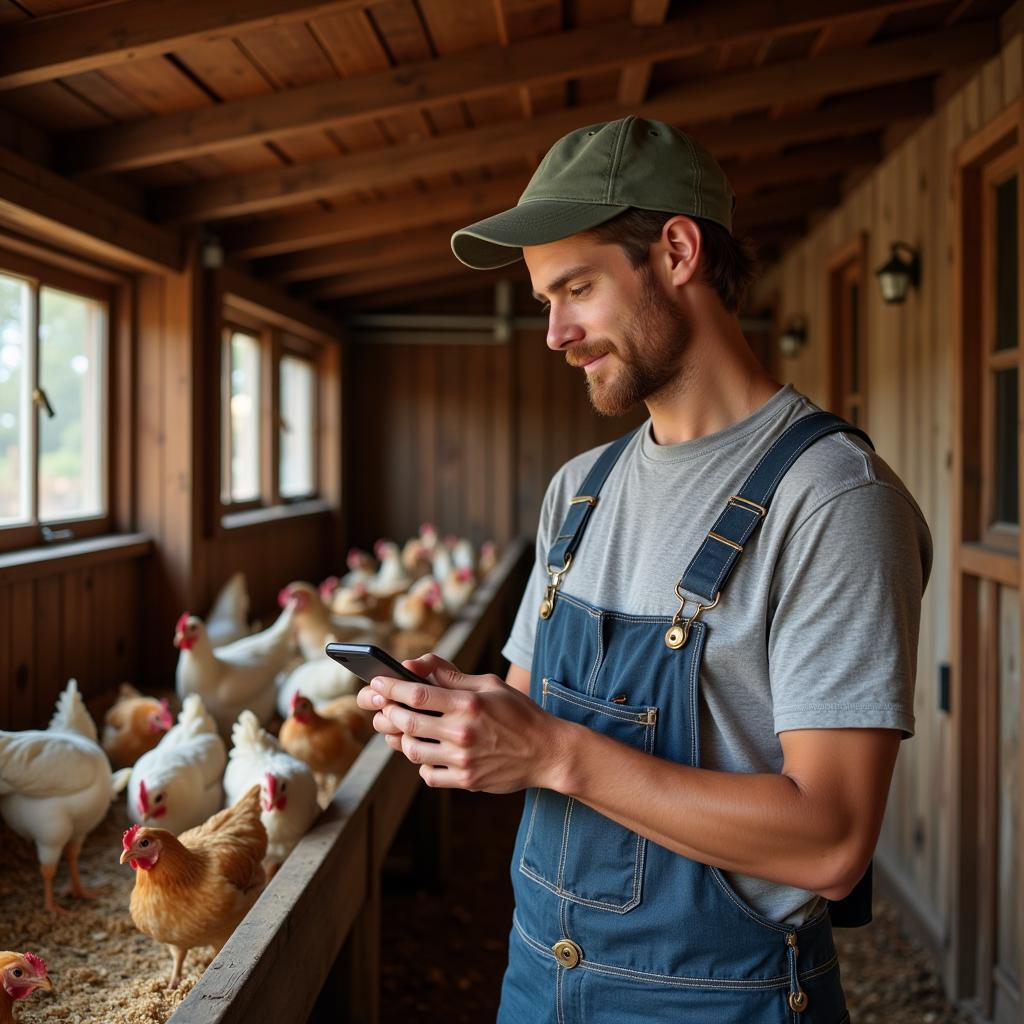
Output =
[{"x1": 661, "y1": 215, "x2": 701, "y2": 288}]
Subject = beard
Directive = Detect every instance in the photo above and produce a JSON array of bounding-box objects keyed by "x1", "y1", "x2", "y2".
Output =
[{"x1": 569, "y1": 264, "x2": 692, "y2": 417}]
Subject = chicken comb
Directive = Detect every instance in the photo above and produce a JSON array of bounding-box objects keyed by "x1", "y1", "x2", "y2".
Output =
[
  {"x1": 277, "y1": 585, "x2": 292, "y2": 608},
  {"x1": 175, "y1": 612, "x2": 191, "y2": 633},
  {"x1": 23, "y1": 953, "x2": 46, "y2": 977},
  {"x1": 456, "y1": 567, "x2": 474, "y2": 582},
  {"x1": 122, "y1": 824, "x2": 141, "y2": 851},
  {"x1": 138, "y1": 779, "x2": 149, "y2": 814},
  {"x1": 319, "y1": 576, "x2": 339, "y2": 600},
  {"x1": 289, "y1": 690, "x2": 304, "y2": 712}
]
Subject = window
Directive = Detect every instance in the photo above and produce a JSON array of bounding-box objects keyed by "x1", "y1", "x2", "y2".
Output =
[
  {"x1": 828, "y1": 235, "x2": 868, "y2": 428},
  {"x1": 0, "y1": 254, "x2": 111, "y2": 550},
  {"x1": 219, "y1": 313, "x2": 320, "y2": 516}
]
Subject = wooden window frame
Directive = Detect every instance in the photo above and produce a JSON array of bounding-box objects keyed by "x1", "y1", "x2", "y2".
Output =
[
  {"x1": 213, "y1": 292, "x2": 330, "y2": 532},
  {"x1": 950, "y1": 98, "x2": 1024, "y2": 1023},
  {"x1": 0, "y1": 238, "x2": 131, "y2": 556},
  {"x1": 827, "y1": 232, "x2": 869, "y2": 427}
]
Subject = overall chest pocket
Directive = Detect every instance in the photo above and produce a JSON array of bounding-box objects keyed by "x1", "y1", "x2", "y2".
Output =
[{"x1": 519, "y1": 677, "x2": 658, "y2": 913}]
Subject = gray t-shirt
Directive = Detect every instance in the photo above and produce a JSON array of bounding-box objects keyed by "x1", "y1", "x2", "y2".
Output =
[{"x1": 502, "y1": 383, "x2": 933, "y2": 925}]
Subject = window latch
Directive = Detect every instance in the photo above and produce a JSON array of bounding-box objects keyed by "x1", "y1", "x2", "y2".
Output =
[
  {"x1": 42, "y1": 525, "x2": 75, "y2": 542},
  {"x1": 32, "y1": 386, "x2": 56, "y2": 419}
]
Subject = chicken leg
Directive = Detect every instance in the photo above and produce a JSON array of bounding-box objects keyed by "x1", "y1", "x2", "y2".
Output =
[
  {"x1": 63, "y1": 840, "x2": 103, "y2": 900},
  {"x1": 168, "y1": 946, "x2": 189, "y2": 990},
  {"x1": 39, "y1": 862, "x2": 71, "y2": 916}
]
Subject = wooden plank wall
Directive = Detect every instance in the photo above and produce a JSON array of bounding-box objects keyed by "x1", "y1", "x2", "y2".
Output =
[
  {"x1": 344, "y1": 332, "x2": 644, "y2": 553},
  {"x1": 754, "y1": 28, "x2": 1024, "y2": 948}
]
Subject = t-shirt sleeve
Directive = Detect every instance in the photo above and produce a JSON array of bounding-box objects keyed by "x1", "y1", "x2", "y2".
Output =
[
  {"x1": 501, "y1": 476, "x2": 563, "y2": 673},
  {"x1": 767, "y1": 480, "x2": 932, "y2": 739}
]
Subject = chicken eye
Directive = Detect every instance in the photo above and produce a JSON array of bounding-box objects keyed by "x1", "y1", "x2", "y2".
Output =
[
  {"x1": 140, "y1": 839, "x2": 151, "y2": 848},
  {"x1": 12, "y1": 968, "x2": 22, "y2": 977},
  {"x1": 155, "y1": 794, "x2": 163, "y2": 803},
  {"x1": 281, "y1": 782, "x2": 287, "y2": 791}
]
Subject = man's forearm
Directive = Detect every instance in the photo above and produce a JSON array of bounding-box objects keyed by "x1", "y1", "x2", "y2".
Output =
[{"x1": 544, "y1": 719, "x2": 856, "y2": 900}]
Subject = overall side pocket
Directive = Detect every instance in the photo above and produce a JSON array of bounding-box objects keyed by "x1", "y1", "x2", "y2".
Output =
[{"x1": 519, "y1": 677, "x2": 658, "y2": 913}]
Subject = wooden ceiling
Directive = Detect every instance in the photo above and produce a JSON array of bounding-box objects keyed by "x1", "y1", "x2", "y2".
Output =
[{"x1": 0, "y1": 0, "x2": 1015, "y2": 313}]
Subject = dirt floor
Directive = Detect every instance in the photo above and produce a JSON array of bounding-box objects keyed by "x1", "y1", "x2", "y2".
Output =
[{"x1": 379, "y1": 789, "x2": 973, "y2": 1024}]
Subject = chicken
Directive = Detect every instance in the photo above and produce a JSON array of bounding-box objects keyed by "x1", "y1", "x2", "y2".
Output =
[
  {"x1": 340, "y1": 546, "x2": 377, "y2": 587},
  {"x1": 418, "y1": 522, "x2": 440, "y2": 556},
  {"x1": 321, "y1": 578, "x2": 393, "y2": 624},
  {"x1": 279, "y1": 693, "x2": 364, "y2": 799},
  {"x1": 0, "y1": 679, "x2": 131, "y2": 914},
  {"x1": 120, "y1": 785, "x2": 267, "y2": 989},
  {"x1": 431, "y1": 537, "x2": 454, "y2": 585},
  {"x1": 205, "y1": 571, "x2": 254, "y2": 648},
  {"x1": 393, "y1": 576, "x2": 448, "y2": 637},
  {"x1": 443, "y1": 566, "x2": 477, "y2": 615},
  {"x1": 479, "y1": 539, "x2": 499, "y2": 578},
  {"x1": 0, "y1": 952, "x2": 51, "y2": 1024},
  {"x1": 450, "y1": 536, "x2": 476, "y2": 572},
  {"x1": 280, "y1": 580, "x2": 390, "y2": 661},
  {"x1": 175, "y1": 600, "x2": 296, "y2": 735},
  {"x1": 128, "y1": 695, "x2": 226, "y2": 836},
  {"x1": 318, "y1": 694, "x2": 375, "y2": 746},
  {"x1": 224, "y1": 711, "x2": 319, "y2": 877},
  {"x1": 275, "y1": 638, "x2": 361, "y2": 719},
  {"x1": 400, "y1": 537, "x2": 432, "y2": 578},
  {"x1": 368, "y1": 540, "x2": 411, "y2": 597},
  {"x1": 101, "y1": 684, "x2": 174, "y2": 768}
]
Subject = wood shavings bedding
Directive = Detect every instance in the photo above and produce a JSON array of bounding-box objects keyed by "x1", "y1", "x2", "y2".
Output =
[{"x1": 0, "y1": 804, "x2": 214, "y2": 1024}]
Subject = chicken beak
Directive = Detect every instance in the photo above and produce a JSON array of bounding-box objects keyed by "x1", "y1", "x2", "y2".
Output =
[
  {"x1": 119, "y1": 848, "x2": 130, "y2": 864},
  {"x1": 34, "y1": 976, "x2": 53, "y2": 992}
]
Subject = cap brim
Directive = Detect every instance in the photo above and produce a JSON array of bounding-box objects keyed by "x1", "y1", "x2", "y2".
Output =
[{"x1": 451, "y1": 199, "x2": 627, "y2": 270}]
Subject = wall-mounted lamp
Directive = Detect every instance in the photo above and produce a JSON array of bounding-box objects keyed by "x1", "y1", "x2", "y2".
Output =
[
  {"x1": 875, "y1": 242, "x2": 920, "y2": 304},
  {"x1": 200, "y1": 232, "x2": 224, "y2": 269},
  {"x1": 778, "y1": 315, "x2": 807, "y2": 358}
]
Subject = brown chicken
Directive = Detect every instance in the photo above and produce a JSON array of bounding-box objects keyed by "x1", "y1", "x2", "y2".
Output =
[
  {"x1": 0, "y1": 952, "x2": 51, "y2": 1024},
  {"x1": 102, "y1": 684, "x2": 174, "y2": 768},
  {"x1": 319, "y1": 694, "x2": 375, "y2": 746},
  {"x1": 120, "y1": 785, "x2": 267, "y2": 989},
  {"x1": 279, "y1": 692, "x2": 364, "y2": 799}
]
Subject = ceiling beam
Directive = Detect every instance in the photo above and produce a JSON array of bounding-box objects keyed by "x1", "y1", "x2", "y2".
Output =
[
  {"x1": 259, "y1": 224, "x2": 462, "y2": 283},
  {"x1": 723, "y1": 136, "x2": 882, "y2": 195},
  {"x1": 305, "y1": 259, "x2": 480, "y2": 302},
  {"x1": 346, "y1": 269, "x2": 528, "y2": 311},
  {"x1": 617, "y1": 0, "x2": 672, "y2": 106},
  {"x1": 59, "y1": 0, "x2": 947, "y2": 174},
  {"x1": 156, "y1": 65, "x2": 943, "y2": 224},
  {"x1": 732, "y1": 181, "x2": 842, "y2": 231},
  {"x1": 223, "y1": 175, "x2": 528, "y2": 260},
  {"x1": 0, "y1": 0, "x2": 385, "y2": 91},
  {"x1": 0, "y1": 146, "x2": 182, "y2": 273}
]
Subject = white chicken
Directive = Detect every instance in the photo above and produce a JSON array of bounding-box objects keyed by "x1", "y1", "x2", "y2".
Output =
[
  {"x1": 368, "y1": 540, "x2": 411, "y2": 597},
  {"x1": 275, "y1": 635, "x2": 361, "y2": 719},
  {"x1": 128, "y1": 695, "x2": 227, "y2": 836},
  {"x1": 451, "y1": 536, "x2": 476, "y2": 573},
  {"x1": 443, "y1": 566, "x2": 478, "y2": 615},
  {"x1": 175, "y1": 601, "x2": 296, "y2": 735},
  {"x1": 0, "y1": 679, "x2": 131, "y2": 914},
  {"x1": 205, "y1": 571, "x2": 254, "y2": 648},
  {"x1": 431, "y1": 538, "x2": 453, "y2": 586},
  {"x1": 224, "y1": 711, "x2": 319, "y2": 877},
  {"x1": 340, "y1": 547, "x2": 377, "y2": 587}
]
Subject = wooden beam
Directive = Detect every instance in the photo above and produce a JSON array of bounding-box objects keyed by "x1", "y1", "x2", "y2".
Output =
[
  {"x1": 723, "y1": 136, "x2": 882, "y2": 195},
  {"x1": 733, "y1": 180, "x2": 842, "y2": 231},
  {"x1": 0, "y1": 0, "x2": 382, "y2": 91},
  {"x1": 61, "y1": 0, "x2": 948, "y2": 174},
  {"x1": 224, "y1": 175, "x2": 527, "y2": 260},
  {"x1": 304, "y1": 260, "x2": 479, "y2": 302},
  {"x1": 0, "y1": 146, "x2": 182, "y2": 273},
  {"x1": 158, "y1": 67, "x2": 942, "y2": 224},
  {"x1": 617, "y1": 0, "x2": 672, "y2": 106},
  {"x1": 346, "y1": 269, "x2": 530, "y2": 311},
  {"x1": 220, "y1": 265, "x2": 340, "y2": 342},
  {"x1": 258, "y1": 224, "x2": 461, "y2": 283}
]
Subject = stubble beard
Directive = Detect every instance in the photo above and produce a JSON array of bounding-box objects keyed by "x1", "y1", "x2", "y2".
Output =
[{"x1": 582, "y1": 265, "x2": 692, "y2": 417}]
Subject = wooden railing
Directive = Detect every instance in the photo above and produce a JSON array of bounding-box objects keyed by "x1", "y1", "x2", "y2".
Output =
[{"x1": 167, "y1": 537, "x2": 531, "y2": 1024}]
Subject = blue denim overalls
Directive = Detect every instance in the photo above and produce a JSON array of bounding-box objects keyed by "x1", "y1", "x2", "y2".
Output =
[{"x1": 499, "y1": 412, "x2": 873, "y2": 1024}]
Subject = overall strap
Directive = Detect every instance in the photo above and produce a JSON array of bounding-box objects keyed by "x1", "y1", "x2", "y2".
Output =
[
  {"x1": 679, "y1": 412, "x2": 874, "y2": 603},
  {"x1": 546, "y1": 428, "x2": 639, "y2": 571}
]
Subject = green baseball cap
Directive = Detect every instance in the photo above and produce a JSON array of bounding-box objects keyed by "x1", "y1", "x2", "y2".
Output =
[{"x1": 450, "y1": 115, "x2": 735, "y2": 270}]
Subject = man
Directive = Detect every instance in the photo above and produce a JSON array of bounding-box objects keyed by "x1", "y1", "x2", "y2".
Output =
[{"x1": 357, "y1": 116, "x2": 932, "y2": 1023}]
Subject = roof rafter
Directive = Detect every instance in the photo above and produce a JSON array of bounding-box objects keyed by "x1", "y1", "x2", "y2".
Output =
[{"x1": 57, "y1": 0, "x2": 945, "y2": 174}]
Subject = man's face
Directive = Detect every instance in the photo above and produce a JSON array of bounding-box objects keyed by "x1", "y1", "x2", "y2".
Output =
[{"x1": 524, "y1": 235, "x2": 691, "y2": 416}]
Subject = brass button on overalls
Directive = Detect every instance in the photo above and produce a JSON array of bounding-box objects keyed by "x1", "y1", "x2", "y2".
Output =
[{"x1": 552, "y1": 938, "x2": 583, "y2": 968}]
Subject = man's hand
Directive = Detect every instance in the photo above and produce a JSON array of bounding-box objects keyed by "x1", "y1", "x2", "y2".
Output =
[{"x1": 354, "y1": 654, "x2": 566, "y2": 792}]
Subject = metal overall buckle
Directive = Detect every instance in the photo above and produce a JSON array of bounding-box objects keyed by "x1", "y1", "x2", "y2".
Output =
[
  {"x1": 664, "y1": 582, "x2": 720, "y2": 649},
  {"x1": 539, "y1": 553, "x2": 573, "y2": 620}
]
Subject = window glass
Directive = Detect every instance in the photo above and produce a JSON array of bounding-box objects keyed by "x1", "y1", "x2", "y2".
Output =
[
  {"x1": 995, "y1": 367, "x2": 1019, "y2": 525},
  {"x1": 995, "y1": 175, "x2": 1019, "y2": 352},
  {"x1": 0, "y1": 273, "x2": 31, "y2": 526},
  {"x1": 223, "y1": 330, "x2": 261, "y2": 503},
  {"x1": 37, "y1": 287, "x2": 106, "y2": 522},
  {"x1": 279, "y1": 354, "x2": 315, "y2": 498}
]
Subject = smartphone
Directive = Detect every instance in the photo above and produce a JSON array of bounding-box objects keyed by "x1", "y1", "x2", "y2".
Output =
[
  {"x1": 325, "y1": 642, "x2": 442, "y2": 723},
  {"x1": 325, "y1": 642, "x2": 431, "y2": 685}
]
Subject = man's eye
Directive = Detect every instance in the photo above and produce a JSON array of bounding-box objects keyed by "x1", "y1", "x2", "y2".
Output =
[{"x1": 569, "y1": 284, "x2": 590, "y2": 299}]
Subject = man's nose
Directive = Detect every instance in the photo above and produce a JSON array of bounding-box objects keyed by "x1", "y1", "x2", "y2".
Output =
[{"x1": 546, "y1": 306, "x2": 585, "y2": 351}]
